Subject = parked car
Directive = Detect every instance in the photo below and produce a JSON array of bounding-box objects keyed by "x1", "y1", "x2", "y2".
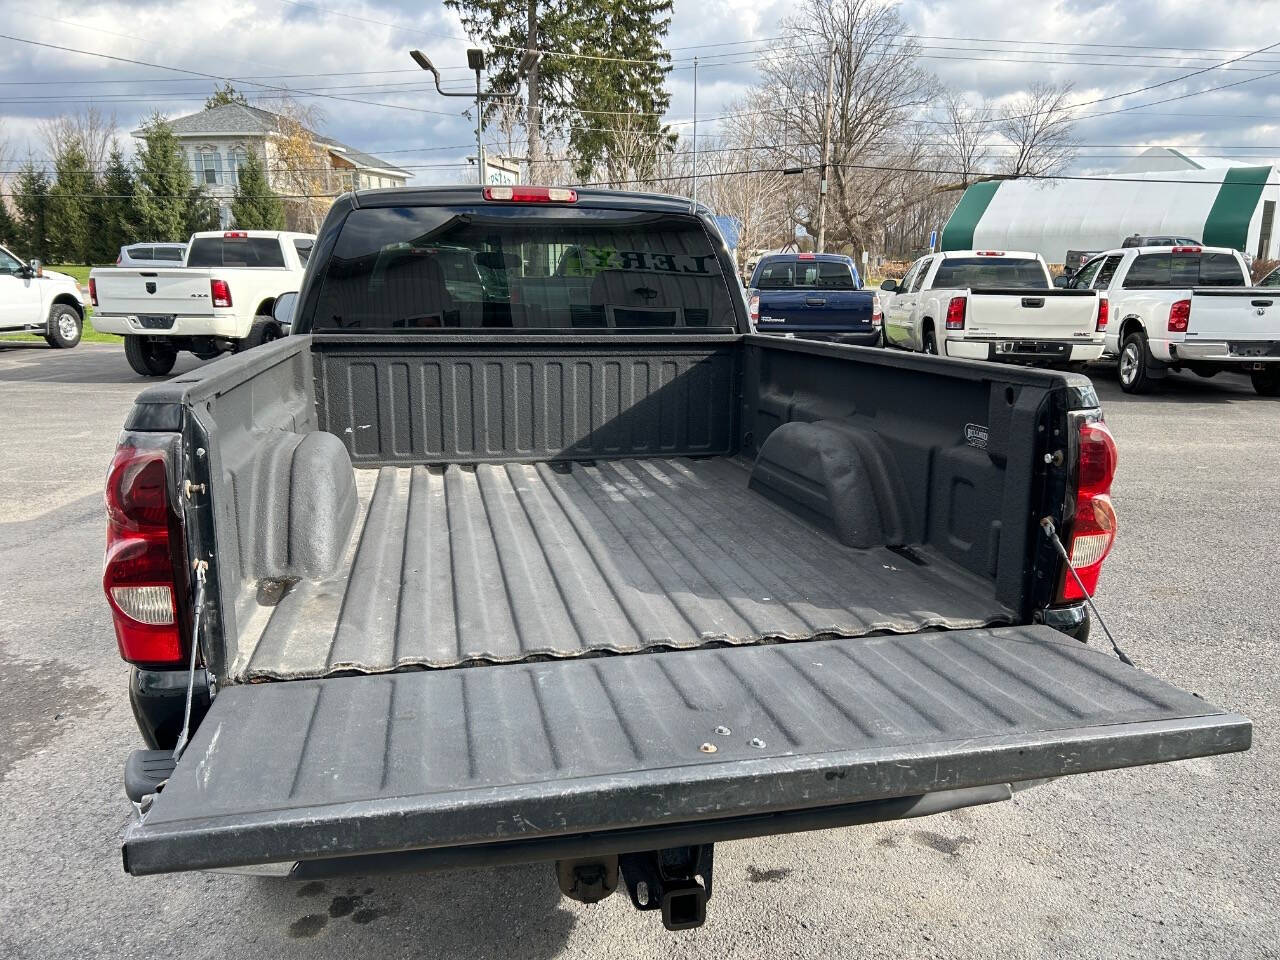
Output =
[
  {"x1": 116, "y1": 243, "x2": 188, "y2": 267},
  {"x1": 107, "y1": 185, "x2": 1249, "y2": 932},
  {"x1": 746, "y1": 252, "x2": 881, "y2": 345},
  {"x1": 1067, "y1": 244, "x2": 1280, "y2": 395},
  {"x1": 882, "y1": 250, "x2": 1106, "y2": 367},
  {"x1": 0, "y1": 245, "x2": 87, "y2": 348},
  {"x1": 90, "y1": 230, "x2": 315, "y2": 376}
]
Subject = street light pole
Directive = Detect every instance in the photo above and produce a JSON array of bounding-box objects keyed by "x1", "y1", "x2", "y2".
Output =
[{"x1": 470, "y1": 51, "x2": 487, "y2": 184}]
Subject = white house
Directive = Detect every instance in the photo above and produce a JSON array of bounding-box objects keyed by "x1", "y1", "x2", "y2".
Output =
[{"x1": 135, "y1": 102, "x2": 411, "y2": 229}]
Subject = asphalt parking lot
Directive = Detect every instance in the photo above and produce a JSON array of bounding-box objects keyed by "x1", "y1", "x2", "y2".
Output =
[{"x1": 0, "y1": 341, "x2": 1275, "y2": 960}]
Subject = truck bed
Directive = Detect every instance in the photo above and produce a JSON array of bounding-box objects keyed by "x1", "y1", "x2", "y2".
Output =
[{"x1": 233, "y1": 456, "x2": 1011, "y2": 681}]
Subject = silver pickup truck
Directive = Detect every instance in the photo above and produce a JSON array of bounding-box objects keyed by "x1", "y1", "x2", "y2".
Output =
[{"x1": 106, "y1": 186, "x2": 1250, "y2": 932}]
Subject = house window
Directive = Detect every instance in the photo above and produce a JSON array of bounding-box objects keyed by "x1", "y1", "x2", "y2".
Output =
[
  {"x1": 196, "y1": 148, "x2": 221, "y2": 186},
  {"x1": 227, "y1": 146, "x2": 249, "y2": 187}
]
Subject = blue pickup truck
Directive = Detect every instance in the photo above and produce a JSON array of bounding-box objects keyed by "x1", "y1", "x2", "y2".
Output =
[{"x1": 747, "y1": 253, "x2": 881, "y2": 345}]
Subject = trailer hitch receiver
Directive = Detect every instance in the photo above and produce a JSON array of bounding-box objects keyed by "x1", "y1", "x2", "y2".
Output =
[{"x1": 619, "y1": 844, "x2": 713, "y2": 931}]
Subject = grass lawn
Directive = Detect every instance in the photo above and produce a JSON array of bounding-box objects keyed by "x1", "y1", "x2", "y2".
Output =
[{"x1": 0, "y1": 264, "x2": 121, "y2": 345}]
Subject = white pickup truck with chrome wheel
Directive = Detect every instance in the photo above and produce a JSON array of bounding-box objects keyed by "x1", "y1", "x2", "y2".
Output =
[
  {"x1": 882, "y1": 250, "x2": 1106, "y2": 368},
  {"x1": 90, "y1": 230, "x2": 314, "y2": 376},
  {"x1": 1067, "y1": 244, "x2": 1280, "y2": 395},
  {"x1": 0, "y1": 245, "x2": 87, "y2": 348}
]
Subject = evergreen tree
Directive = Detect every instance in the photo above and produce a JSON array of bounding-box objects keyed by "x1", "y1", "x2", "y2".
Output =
[
  {"x1": 90, "y1": 146, "x2": 138, "y2": 264},
  {"x1": 133, "y1": 115, "x2": 194, "y2": 241},
  {"x1": 184, "y1": 186, "x2": 220, "y2": 235},
  {"x1": 229, "y1": 150, "x2": 284, "y2": 229},
  {"x1": 47, "y1": 143, "x2": 95, "y2": 263},
  {"x1": 0, "y1": 199, "x2": 17, "y2": 247},
  {"x1": 205, "y1": 83, "x2": 249, "y2": 110},
  {"x1": 12, "y1": 161, "x2": 52, "y2": 261}
]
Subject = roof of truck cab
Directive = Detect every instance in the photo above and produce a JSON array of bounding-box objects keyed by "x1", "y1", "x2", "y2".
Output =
[
  {"x1": 351, "y1": 185, "x2": 710, "y2": 214},
  {"x1": 939, "y1": 249, "x2": 1041, "y2": 260}
]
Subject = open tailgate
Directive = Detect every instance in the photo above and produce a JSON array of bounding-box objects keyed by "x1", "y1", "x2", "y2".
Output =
[{"x1": 122, "y1": 625, "x2": 1250, "y2": 876}]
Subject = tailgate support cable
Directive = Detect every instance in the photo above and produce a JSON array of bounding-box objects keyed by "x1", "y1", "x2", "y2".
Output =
[
  {"x1": 172, "y1": 559, "x2": 209, "y2": 762},
  {"x1": 1039, "y1": 518, "x2": 1134, "y2": 667}
]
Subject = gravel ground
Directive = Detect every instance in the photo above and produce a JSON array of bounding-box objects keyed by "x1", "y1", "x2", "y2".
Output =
[{"x1": 0, "y1": 342, "x2": 1274, "y2": 960}]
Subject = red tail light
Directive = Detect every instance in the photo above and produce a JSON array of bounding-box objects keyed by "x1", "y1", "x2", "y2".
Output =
[
  {"x1": 1171, "y1": 246, "x2": 1200, "y2": 254},
  {"x1": 945, "y1": 296, "x2": 966, "y2": 330},
  {"x1": 1168, "y1": 299, "x2": 1190, "y2": 333},
  {"x1": 224, "y1": 231, "x2": 248, "y2": 239},
  {"x1": 103, "y1": 437, "x2": 186, "y2": 666},
  {"x1": 89, "y1": 277, "x2": 98, "y2": 307},
  {"x1": 210, "y1": 278, "x2": 232, "y2": 308},
  {"x1": 1096, "y1": 296, "x2": 1108, "y2": 331},
  {"x1": 871, "y1": 296, "x2": 883, "y2": 328},
  {"x1": 748, "y1": 294, "x2": 760, "y2": 324},
  {"x1": 796, "y1": 252, "x2": 816, "y2": 260},
  {"x1": 483, "y1": 186, "x2": 577, "y2": 203},
  {"x1": 1059, "y1": 419, "x2": 1119, "y2": 602}
]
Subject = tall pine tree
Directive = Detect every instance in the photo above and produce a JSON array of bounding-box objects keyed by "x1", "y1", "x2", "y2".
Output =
[
  {"x1": 0, "y1": 198, "x2": 17, "y2": 247},
  {"x1": 133, "y1": 115, "x2": 195, "y2": 241},
  {"x1": 90, "y1": 146, "x2": 138, "y2": 264},
  {"x1": 12, "y1": 161, "x2": 51, "y2": 262},
  {"x1": 230, "y1": 150, "x2": 284, "y2": 229},
  {"x1": 47, "y1": 143, "x2": 95, "y2": 263}
]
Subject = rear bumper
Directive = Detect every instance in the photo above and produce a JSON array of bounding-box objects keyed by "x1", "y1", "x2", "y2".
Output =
[
  {"x1": 755, "y1": 328, "x2": 882, "y2": 347},
  {"x1": 93, "y1": 313, "x2": 245, "y2": 339},
  {"x1": 945, "y1": 338, "x2": 1105, "y2": 363},
  {"x1": 1169, "y1": 340, "x2": 1280, "y2": 365}
]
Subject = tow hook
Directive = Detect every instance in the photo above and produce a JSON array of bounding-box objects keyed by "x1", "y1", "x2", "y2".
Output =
[{"x1": 619, "y1": 844, "x2": 714, "y2": 931}]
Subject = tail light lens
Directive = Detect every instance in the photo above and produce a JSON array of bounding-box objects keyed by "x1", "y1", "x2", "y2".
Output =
[
  {"x1": 871, "y1": 296, "x2": 883, "y2": 328},
  {"x1": 945, "y1": 296, "x2": 966, "y2": 330},
  {"x1": 1096, "y1": 296, "x2": 1108, "y2": 331},
  {"x1": 748, "y1": 294, "x2": 759, "y2": 325},
  {"x1": 1168, "y1": 299, "x2": 1190, "y2": 333},
  {"x1": 1058, "y1": 419, "x2": 1119, "y2": 602},
  {"x1": 103, "y1": 436, "x2": 187, "y2": 666},
  {"x1": 210, "y1": 278, "x2": 232, "y2": 308},
  {"x1": 89, "y1": 277, "x2": 98, "y2": 306},
  {"x1": 483, "y1": 186, "x2": 577, "y2": 203}
]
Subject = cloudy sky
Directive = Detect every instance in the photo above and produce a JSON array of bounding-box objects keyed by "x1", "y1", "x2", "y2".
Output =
[{"x1": 1, "y1": 0, "x2": 1277, "y2": 182}]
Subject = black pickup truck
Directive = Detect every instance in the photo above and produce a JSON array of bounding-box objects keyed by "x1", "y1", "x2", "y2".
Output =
[{"x1": 107, "y1": 186, "x2": 1249, "y2": 932}]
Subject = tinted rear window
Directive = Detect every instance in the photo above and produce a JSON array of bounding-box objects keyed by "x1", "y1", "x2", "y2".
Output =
[
  {"x1": 156, "y1": 247, "x2": 185, "y2": 262},
  {"x1": 309, "y1": 206, "x2": 738, "y2": 331},
  {"x1": 187, "y1": 236, "x2": 286, "y2": 268},
  {"x1": 754, "y1": 258, "x2": 857, "y2": 290},
  {"x1": 126, "y1": 247, "x2": 154, "y2": 261},
  {"x1": 931, "y1": 257, "x2": 1048, "y2": 289},
  {"x1": 1122, "y1": 252, "x2": 1246, "y2": 288}
]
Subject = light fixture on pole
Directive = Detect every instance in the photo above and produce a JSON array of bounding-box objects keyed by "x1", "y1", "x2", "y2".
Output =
[{"x1": 410, "y1": 48, "x2": 538, "y2": 186}]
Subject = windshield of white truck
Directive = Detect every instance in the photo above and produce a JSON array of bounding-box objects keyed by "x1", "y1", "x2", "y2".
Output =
[
  {"x1": 1121, "y1": 252, "x2": 1247, "y2": 288},
  {"x1": 754, "y1": 258, "x2": 858, "y2": 290},
  {"x1": 187, "y1": 236, "x2": 286, "y2": 268},
  {"x1": 309, "y1": 206, "x2": 738, "y2": 331},
  {"x1": 931, "y1": 257, "x2": 1049, "y2": 290}
]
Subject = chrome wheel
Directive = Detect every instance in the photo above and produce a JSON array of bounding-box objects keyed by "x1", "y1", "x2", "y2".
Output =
[
  {"x1": 58, "y1": 312, "x2": 79, "y2": 341},
  {"x1": 1119, "y1": 343, "x2": 1139, "y2": 385}
]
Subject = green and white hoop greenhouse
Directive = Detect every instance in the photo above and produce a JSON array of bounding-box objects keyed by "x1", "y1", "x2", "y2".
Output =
[{"x1": 939, "y1": 150, "x2": 1280, "y2": 264}]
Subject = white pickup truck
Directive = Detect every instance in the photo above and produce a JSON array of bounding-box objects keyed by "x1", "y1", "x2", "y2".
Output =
[
  {"x1": 91, "y1": 230, "x2": 314, "y2": 376},
  {"x1": 882, "y1": 250, "x2": 1106, "y2": 367},
  {"x1": 1067, "y1": 244, "x2": 1280, "y2": 395},
  {"x1": 0, "y1": 245, "x2": 87, "y2": 348}
]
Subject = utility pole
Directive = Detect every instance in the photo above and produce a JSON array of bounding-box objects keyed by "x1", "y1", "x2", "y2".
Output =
[
  {"x1": 526, "y1": 1, "x2": 541, "y2": 179},
  {"x1": 691, "y1": 57, "x2": 699, "y2": 205},
  {"x1": 471, "y1": 49, "x2": 487, "y2": 185},
  {"x1": 816, "y1": 47, "x2": 835, "y2": 252}
]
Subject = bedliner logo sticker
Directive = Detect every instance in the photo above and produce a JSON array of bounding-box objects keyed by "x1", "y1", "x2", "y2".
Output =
[{"x1": 965, "y1": 423, "x2": 989, "y2": 449}]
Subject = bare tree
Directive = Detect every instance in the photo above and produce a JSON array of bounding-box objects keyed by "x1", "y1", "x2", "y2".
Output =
[
  {"x1": 39, "y1": 107, "x2": 118, "y2": 171},
  {"x1": 939, "y1": 92, "x2": 992, "y2": 187},
  {"x1": 754, "y1": 0, "x2": 941, "y2": 257},
  {"x1": 994, "y1": 81, "x2": 1078, "y2": 178},
  {"x1": 264, "y1": 98, "x2": 335, "y2": 232}
]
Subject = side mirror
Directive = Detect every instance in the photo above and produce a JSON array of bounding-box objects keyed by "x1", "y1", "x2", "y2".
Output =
[
  {"x1": 1052, "y1": 275, "x2": 1070, "y2": 288},
  {"x1": 24, "y1": 258, "x2": 42, "y2": 278},
  {"x1": 879, "y1": 278, "x2": 898, "y2": 292},
  {"x1": 272, "y1": 291, "x2": 298, "y2": 329}
]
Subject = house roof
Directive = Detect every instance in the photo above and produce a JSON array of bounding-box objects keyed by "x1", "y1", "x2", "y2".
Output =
[{"x1": 135, "y1": 102, "x2": 411, "y2": 177}]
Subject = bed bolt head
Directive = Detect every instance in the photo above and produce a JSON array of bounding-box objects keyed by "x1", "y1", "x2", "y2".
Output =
[
  {"x1": 699, "y1": 742, "x2": 718, "y2": 754},
  {"x1": 749, "y1": 737, "x2": 766, "y2": 749},
  {"x1": 715, "y1": 725, "x2": 731, "y2": 736}
]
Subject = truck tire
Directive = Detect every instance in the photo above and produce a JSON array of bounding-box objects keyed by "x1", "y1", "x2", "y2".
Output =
[
  {"x1": 1117, "y1": 330, "x2": 1155, "y2": 394},
  {"x1": 923, "y1": 325, "x2": 939, "y2": 355},
  {"x1": 1252, "y1": 370, "x2": 1280, "y2": 397},
  {"x1": 44, "y1": 304, "x2": 82, "y2": 349},
  {"x1": 124, "y1": 335, "x2": 178, "y2": 377},
  {"x1": 236, "y1": 317, "x2": 283, "y2": 353}
]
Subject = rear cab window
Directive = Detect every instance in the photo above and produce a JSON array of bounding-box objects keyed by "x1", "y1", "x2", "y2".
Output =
[
  {"x1": 294, "y1": 239, "x2": 314, "y2": 266},
  {"x1": 187, "y1": 235, "x2": 286, "y2": 268},
  {"x1": 755, "y1": 257, "x2": 857, "y2": 290},
  {"x1": 156, "y1": 247, "x2": 185, "y2": 262},
  {"x1": 932, "y1": 256, "x2": 1049, "y2": 289},
  {"x1": 126, "y1": 247, "x2": 154, "y2": 261},
  {"x1": 308, "y1": 205, "x2": 739, "y2": 331},
  {"x1": 1121, "y1": 251, "x2": 1247, "y2": 288}
]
